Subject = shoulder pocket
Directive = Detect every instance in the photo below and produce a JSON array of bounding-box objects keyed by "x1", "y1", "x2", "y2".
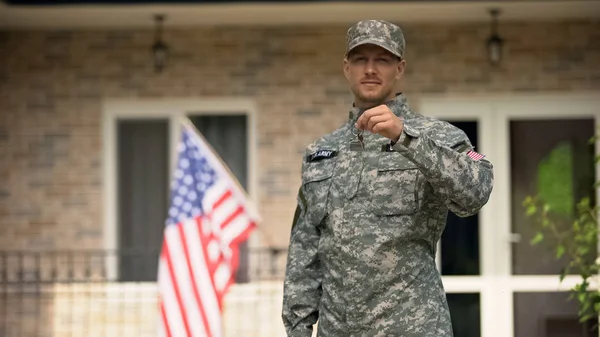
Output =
[
  {"x1": 302, "y1": 156, "x2": 336, "y2": 184},
  {"x1": 371, "y1": 153, "x2": 419, "y2": 216}
]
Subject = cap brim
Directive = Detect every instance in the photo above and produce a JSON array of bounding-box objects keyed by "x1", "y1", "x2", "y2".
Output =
[{"x1": 346, "y1": 39, "x2": 402, "y2": 59}]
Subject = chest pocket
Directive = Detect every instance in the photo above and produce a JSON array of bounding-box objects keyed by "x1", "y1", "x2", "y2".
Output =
[
  {"x1": 301, "y1": 157, "x2": 337, "y2": 224},
  {"x1": 370, "y1": 153, "x2": 419, "y2": 216}
]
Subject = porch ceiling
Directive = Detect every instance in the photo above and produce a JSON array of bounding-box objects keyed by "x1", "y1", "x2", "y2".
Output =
[{"x1": 0, "y1": 0, "x2": 599, "y2": 30}]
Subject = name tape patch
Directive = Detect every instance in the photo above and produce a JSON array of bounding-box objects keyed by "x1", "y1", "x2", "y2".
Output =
[{"x1": 307, "y1": 149, "x2": 338, "y2": 162}]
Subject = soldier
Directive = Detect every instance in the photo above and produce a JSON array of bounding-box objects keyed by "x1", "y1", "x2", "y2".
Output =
[{"x1": 282, "y1": 19, "x2": 494, "y2": 336}]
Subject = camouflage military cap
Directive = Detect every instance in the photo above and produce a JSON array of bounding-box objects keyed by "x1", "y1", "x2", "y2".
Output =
[{"x1": 345, "y1": 20, "x2": 405, "y2": 59}]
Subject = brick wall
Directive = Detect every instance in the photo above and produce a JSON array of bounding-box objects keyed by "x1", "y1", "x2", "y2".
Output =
[{"x1": 0, "y1": 19, "x2": 599, "y2": 251}]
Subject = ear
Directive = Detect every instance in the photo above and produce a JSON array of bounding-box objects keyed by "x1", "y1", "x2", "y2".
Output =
[
  {"x1": 343, "y1": 58, "x2": 350, "y2": 80},
  {"x1": 395, "y1": 59, "x2": 406, "y2": 80}
]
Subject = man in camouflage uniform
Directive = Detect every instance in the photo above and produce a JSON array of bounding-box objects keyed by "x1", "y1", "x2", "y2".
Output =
[{"x1": 282, "y1": 19, "x2": 494, "y2": 337}]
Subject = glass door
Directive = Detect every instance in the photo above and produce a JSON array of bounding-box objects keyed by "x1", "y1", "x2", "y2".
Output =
[
  {"x1": 420, "y1": 95, "x2": 600, "y2": 337},
  {"x1": 420, "y1": 99, "x2": 497, "y2": 337},
  {"x1": 442, "y1": 119, "x2": 482, "y2": 337},
  {"x1": 496, "y1": 100, "x2": 600, "y2": 337}
]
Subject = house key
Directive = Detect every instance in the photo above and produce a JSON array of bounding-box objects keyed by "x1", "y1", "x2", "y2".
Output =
[{"x1": 350, "y1": 128, "x2": 364, "y2": 152}]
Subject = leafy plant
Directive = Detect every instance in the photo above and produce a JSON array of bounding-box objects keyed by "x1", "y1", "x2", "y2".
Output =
[
  {"x1": 524, "y1": 196, "x2": 599, "y2": 321},
  {"x1": 523, "y1": 137, "x2": 600, "y2": 324}
]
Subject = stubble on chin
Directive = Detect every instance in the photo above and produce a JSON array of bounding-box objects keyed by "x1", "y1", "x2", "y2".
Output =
[{"x1": 356, "y1": 91, "x2": 389, "y2": 108}]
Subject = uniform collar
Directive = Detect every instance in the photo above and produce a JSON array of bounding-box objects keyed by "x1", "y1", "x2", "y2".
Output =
[{"x1": 348, "y1": 93, "x2": 411, "y2": 124}]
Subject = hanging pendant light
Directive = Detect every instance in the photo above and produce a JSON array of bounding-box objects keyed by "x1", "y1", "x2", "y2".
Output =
[
  {"x1": 151, "y1": 14, "x2": 169, "y2": 73},
  {"x1": 486, "y1": 8, "x2": 504, "y2": 66}
]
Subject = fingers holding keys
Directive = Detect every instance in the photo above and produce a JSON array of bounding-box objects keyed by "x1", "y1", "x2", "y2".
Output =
[
  {"x1": 367, "y1": 115, "x2": 389, "y2": 133},
  {"x1": 355, "y1": 105, "x2": 404, "y2": 142},
  {"x1": 356, "y1": 106, "x2": 382, "y2": 130}
]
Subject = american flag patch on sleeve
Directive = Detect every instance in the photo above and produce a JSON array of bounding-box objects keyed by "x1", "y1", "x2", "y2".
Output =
[{"x1": 467, "y1": 150, "x2": 485, "y2": 161}]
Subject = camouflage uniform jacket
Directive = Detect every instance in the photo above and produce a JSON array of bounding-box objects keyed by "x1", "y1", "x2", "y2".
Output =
[{"x1": 282, "y1": 94, "x2": 494, "y2": 337}]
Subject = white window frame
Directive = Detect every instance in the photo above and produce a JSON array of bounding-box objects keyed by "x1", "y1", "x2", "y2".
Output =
[
  {"x1": 102, "y1": 98, "x2": 259, "y2": 282},
  {"x1": 419, "y1": 92, "x2": 600, "y2": 337}
]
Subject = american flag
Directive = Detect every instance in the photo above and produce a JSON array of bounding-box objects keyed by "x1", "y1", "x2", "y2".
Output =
[
  {"x1": 467, "y1": 150, "x2": 485, "y2": 161},
  {"x1": 158, "y1": 120, "x2": 258, "y2": 337}
]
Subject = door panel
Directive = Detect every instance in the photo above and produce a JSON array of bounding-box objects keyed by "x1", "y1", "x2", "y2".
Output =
[
  {"x1": 441, "y1": 121, "x2": 481, "y2": 276},
  {"x1": 117, "y1": 119, "x2": 170, "y2": 282},
  {"x1": 509, "y1": 119, "x2": 596, "y2": 275},
  {"x1": 514, "y1": 292, "x2": 598, "y2": 337}
]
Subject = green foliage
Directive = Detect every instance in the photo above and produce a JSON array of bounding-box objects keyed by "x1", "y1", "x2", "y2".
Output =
[
  {"x1": 536, "y1": 142, "x2": 574, "y2": 218},
  {"x1": 524, "y1": 137, "x2": 599, "y2": 325},
  {"x1": 524, "y1": 195, "x2": 599, "y2": 323}
]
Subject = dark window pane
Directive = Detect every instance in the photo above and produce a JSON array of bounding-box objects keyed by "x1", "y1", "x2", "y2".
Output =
[
  {"x1": 514, "y1": 292, "x2": 598, "y2": 337},
  {"x1": 440, "y1": 121, "x2": 480, "y2": 275},
  {"x1": 510, "y1": 119, "x2": 596, "y2": 275},
  {"x1": 117, "y1": 119, "x2": 169, "y2": 282},
  {"x1": 189, "y1": 114, "x2": 248, "y2": 191},
  {"x1": 447, "y1": 293, "x2": 480, "y2": 337}
]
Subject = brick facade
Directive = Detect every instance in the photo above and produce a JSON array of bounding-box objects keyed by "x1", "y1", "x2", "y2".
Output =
[{"x1": 0, "y1": 19, "x2": 599, "y2": 251}]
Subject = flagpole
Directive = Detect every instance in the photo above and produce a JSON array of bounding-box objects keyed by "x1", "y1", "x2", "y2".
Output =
[
  {"x1": 177, "y1": 116, "x2": 276, "y2": 247},
  {"x1": 180, "y1": 117, "x2": 251, "y2": 200}
]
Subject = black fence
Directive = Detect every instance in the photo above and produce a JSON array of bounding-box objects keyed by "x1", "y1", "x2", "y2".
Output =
[{"x1": 0, "y1": 248, "x2": 288, "y2": 337}]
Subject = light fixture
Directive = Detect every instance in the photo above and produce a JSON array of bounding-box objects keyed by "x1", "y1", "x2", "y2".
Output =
[
  {"x1": 486, "y1": 8, "x2": 504, "y2": 66},
  {"x1": 151, "y1": 14, "x2": 169, "y2": 73}
]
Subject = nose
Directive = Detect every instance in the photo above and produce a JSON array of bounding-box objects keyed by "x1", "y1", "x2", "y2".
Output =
[{"x1": 364, "y1": 59, "x2": 376, "y2": 75}]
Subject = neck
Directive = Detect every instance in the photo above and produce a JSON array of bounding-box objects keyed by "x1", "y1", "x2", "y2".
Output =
[
  {"x1": 353, "y1": 92, "x2": 397, "y2": 110},
  {"x1": 353, "y1": 101, "x2": 380, "y2": 110},
  {"x1": 348, "y1": 93, "x2": 409, "y2": 123}
]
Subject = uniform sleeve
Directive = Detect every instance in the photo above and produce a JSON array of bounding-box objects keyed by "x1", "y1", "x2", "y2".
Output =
[
  {"x1": 391, "y1": 120, "x2": 494, "y2": 217},
  {"x1": 281, "y1": 186, "x2": 321, "y2": 337}
]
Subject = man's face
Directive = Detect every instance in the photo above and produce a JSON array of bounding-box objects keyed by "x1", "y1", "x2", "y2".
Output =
[{"x1": 343, "y1": 44, "x2": 406, "y2": 109}]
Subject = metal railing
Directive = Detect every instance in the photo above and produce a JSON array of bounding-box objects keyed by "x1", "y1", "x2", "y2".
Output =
[{"x1": 0, "y1": 248, "x2": 289, "y2": 337}]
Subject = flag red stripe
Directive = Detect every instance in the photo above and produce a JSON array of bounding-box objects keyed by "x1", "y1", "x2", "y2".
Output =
[
  {"x1": 194, "y1": 218, "x2": 217, "y2": 275},
  {"x1": 162, "y1": 241, "x2": 192, "y2": 337},
  {"x1": 178, "y1": 223, "x2": 212, "y2": 337},
  {"x1": 220, "y1": 205, "x2": 244, "y2": 230},
  {"x1": 212, "y1": 189, "x2": 233, "y2": 210},
  {"x1": 225, "y1": 222, "x2": 256, "y2": 276},
  {"x1": 160, "y1": 299, "x2": 173, "y2": 337},
  {"x1": 196, "y1": 218, "x2": 226, "y2": 310},
  {"x1": 228, "y1": 221, "x2": 256, "y2": 249}
]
